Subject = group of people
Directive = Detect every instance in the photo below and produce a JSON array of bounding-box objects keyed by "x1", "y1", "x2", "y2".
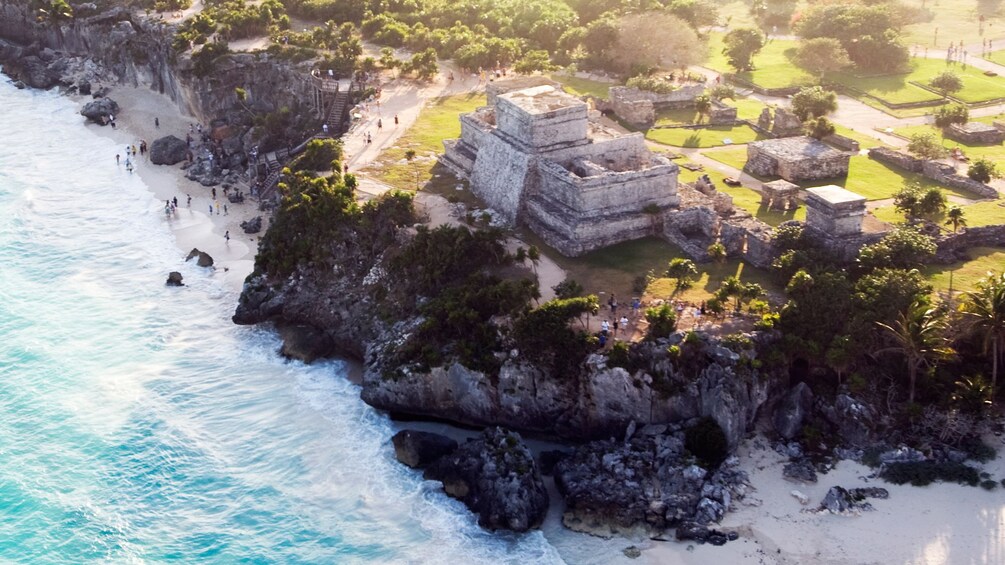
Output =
[
  {"x1": 597, "y1": 294, "x2": 643, "y2": 347},
  {"x1": 116, "y1": 141, "x2": 147, "y2": 173}
]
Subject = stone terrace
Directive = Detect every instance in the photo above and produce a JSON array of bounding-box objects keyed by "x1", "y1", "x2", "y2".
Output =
[{"x1": 744, "y1": 136, "x2": 851, "y2": 183}]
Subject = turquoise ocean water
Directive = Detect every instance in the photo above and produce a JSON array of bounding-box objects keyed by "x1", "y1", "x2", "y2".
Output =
[{"x1": 0, "y1": 78, "x2": 583, "y2": 563}]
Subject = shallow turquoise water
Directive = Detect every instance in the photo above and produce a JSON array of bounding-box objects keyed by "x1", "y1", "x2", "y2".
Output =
[{"x1": 0, "y1": 78, "x2": 567, "y2": 564}]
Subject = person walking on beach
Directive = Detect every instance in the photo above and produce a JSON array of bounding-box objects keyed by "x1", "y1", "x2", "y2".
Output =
[
  {"x1": 223, "y1": 204, "x2": 228, "y2": 216},
  {"x1": 155, "y1": 117, "x2": 159, "y2": 128},
  {"x1": 211, "y1": 188, "x2": 216, "y2": 199},
  {"x1": 116, "y1": 154, "x2": 120, "y2": 165},
  {"x1": 215, "y1": 200, "x2": 220, "y2": 215},
  {"x1": 394, "y1": 114, "x2": 399, "y2": 126},
  {"x1": 172, "y1": 196, "x2": 178, "y2": 208},
  {"x1": 224, "y1": 230, "x2": 230, "y2": 243},
  {"x1": 187, "y1": 194, "x2": 191, "y2": 208},
  {"x1": 377, "y1": 118, "x2": 383, "y2": 130},
  {"x1": 209, "y1": 204, "x2": 213, "y2": 215}
]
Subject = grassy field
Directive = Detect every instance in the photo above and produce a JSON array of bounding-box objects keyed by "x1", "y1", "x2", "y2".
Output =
[
  {"x1": 987, "y1": 49, "x2": 1005, "y2": 67},
  {"x1": 893, "y1": 121, "x2": 1005, "y2": 163},
  {"x1": 547, "y1": 73, "x2": 617, "y2": 99},
  {"x1": 706, "y1": 32, "x2": 815, "y2": 90},
  {"x1": 703, "y1": 146, "x2": 749, "y2": 172},
  {"x1": 654, "y1": 97, "x2": 768, "y2": 126},
  {"x1": 802, "y1": 155, "x2": 982, "y2": 201},
  {"x1": 677, "y1": 155, "x2": 807, "y2": 226},
  {"x1": 872, "y1": 199, "x2": 1005, "y2": 228},
  {"x1": 361, "y1": 92, "x2": 485, "y2": 192},
  {"x1": 646, "y1": 123, "x2": 766, "y2": 148},
  {"x1": 924, "y1": 247, "x2": 1005, "y2": 294},
  {"x1": 647, "y1": 258, "x2": 782, "y2": 305}
]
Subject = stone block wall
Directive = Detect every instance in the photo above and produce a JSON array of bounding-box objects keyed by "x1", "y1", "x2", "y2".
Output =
[
  {"x1": 709, "y1": 100, "x2": 738, "y2": 125},
  {"x1": 468, "y1": 134, "x2": 536, "y2": 223},
  {"x1": 495, "y1": 90, "x2": 589, "y2": 151},
  {"x1": 607, "y1": 84, "x2": 705, "y2": 126},
  {"x1": 936, "y1": 225, "x2": 1005, "y2": 262},
  {"x1": 868, "y1": 147, "x2": 923, "y2": 172},
  {"x1": 745, "y1": 142, "x2": 850, "y2": 182},
  {"x1": 921, "y1": 161, "x2": 1000, "y2": 198},
  {"x1": 823, "y1": 133, "x2": 860, "y2": 153},
  {"x1": 946, "y1": 122, "x2": 1005, "y2": 144}
]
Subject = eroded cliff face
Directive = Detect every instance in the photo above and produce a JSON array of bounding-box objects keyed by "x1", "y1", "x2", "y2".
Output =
[
  {"x1": 0, "y1": 2, "x2": 311, "y2": 123},
  {"x1": 235, "y1": 236, "x2": 775, "y2": 446}
]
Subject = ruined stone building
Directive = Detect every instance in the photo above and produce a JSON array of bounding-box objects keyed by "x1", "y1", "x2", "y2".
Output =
[{"x1": 441, "y1": 80, "x2": 680, "y2": 256}]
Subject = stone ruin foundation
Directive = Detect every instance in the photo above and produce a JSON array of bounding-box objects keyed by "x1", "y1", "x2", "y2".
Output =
[
  {"x1": 804, "y1": 185, "x2": 866, "y2": 237},
  {"x1": 744, "y1": 136, "x2": 850, "y2": 183}
]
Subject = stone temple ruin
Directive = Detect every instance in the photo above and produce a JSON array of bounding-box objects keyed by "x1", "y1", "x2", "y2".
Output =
[
  {"x1": 744, "y1": 136, "x2": 850, "y2": 183},
  {"x1": 442, "y1": 80, "x2": 679, "y2": 256},
  {"x1": 439, "y1": 79, "x2": 884, "y2": 266}
]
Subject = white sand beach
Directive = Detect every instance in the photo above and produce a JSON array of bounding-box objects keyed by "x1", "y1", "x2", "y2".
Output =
[{"x1": 79, "y1": 85, "x2": 260, "y2": 290}]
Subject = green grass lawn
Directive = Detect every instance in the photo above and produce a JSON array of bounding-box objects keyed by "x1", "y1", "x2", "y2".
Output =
[
  {"x1": 892, "y1": 121, "x2": 1005, "y2": 163},
  {"x1": 647, "y1": 259, "x2": 783, "y2": 305},
  {"x1": 547, "y1": 73, "x2": 617, "y2": 99},
  {"x1": 833, "y1": 124, "x2": 885, "y2": 149},
  {"x1": 362, "y1": 92, "x2": 485, "y2": 192},
  {"x1": 987, "y1": 49, "x2": 1005, "y2": 67},
  {"x1": 802, "y1": 155, "x2": 981, "y2": 201},
  {"x1": 707, "y1": 32, "x2": 815, "y2": 90},
  {"x1": 678, "y1": 154, "x2": 806, "y2": 226},
  {"x1": 654, "y1": 96, "x2": 768, "y2": 126},
  {"x1": 873, "y1": 199, "x2": 1005, "y2": 228},
  {"x1": 924, "y1": 247, "x2": 1005, "y2": 294},
  {"x1": 902, "y1": 0, "x2": 1001, "y2": 47},
  {"x1": 646, "y1": 124, "x2": 766, "y2": 148},
  {"x1": 703, "y1": 146, "x2": 749, "y2": 172}
]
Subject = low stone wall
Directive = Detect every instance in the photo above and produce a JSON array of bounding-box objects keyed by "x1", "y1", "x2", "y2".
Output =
[
  {"x1": 869, "y1": 148, "x2": 998, "y2": 198},
  {"x1": 935, "y1": 224, "x2": 1005, "y2": 263},
  {"x1": 605, "y1": 84, "x2": 705, "y2": 126},
  {"x1": 946, "y1": 122, "x2": 1005, "y2": 145},
  {"x1": 709, "y1": 100, "x2": 738, "y2": 126},
  {"x1": 868, "y1": 147, "x2": 923, "y2": 172},
  {"x1": 663, "y1": 207, "x2": 717, "y2": 261},
  {"x1": 921, "y1": 161, "x2": 1000, "y2": 199},
  {"x1": 823, "y1": 133, "x2": 860, "y2": 153}
]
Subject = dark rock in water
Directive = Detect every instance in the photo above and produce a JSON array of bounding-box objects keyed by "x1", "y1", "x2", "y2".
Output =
[
  {"x1": 773, "y1": 382, "x2": 813, "y2": 440},
  {"x1": 92, "y1": 86, "x2": 110, "y2": 99},
  {"x1": 151, "y1": 135, "x2": 189, "y2": 165},
  {"x1": 391, "y1": 430, "x2": 458, "y2": 469},
  {"x1": 278, "y1": 324, "x2": 333, "y2": 363},
  {"x1": 538, "y1": 449, "x2": 569, "y2": 476},
  {"x1": 13, "y1": 80, "x2": 25, "y2": 89},
  {"x1": 423, "y1": 427, "x2": 548, "y2": 532},
  {"x1": 77, "y1": 80, "x2": 91, "y2": 96},
  {"x1": 622, "y1": 546, "x2": 642, "y2": 559},
  {"x1": 783, "y1": 459, "x2": 818, "y2": 484},
  {"x1": 821, "y1": 394, "x2": 875, "y2": 447},
  {"x1": 80, "y1": 97, "x2": 119, "y2": 125},
  {"x1": 165, "y1": 271, "x2": 184, "y2": 286},
  {"x1": 185, "y1": 248, "x2": 214, "y2": 267},
  {"x1": 241, "y1": 216, "x2": 263, "y2": 234},
  {"x1": 818, "y1": 486, "x2": 884, "y2": 514}
]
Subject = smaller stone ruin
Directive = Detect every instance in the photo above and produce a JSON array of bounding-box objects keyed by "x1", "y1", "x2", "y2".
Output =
[
  {"x1": 745, "y1": 136, "x2": 850, "y2": 183},
  {"x1": 804, "y1": 185, "x2": 866, "y2": 237},
  {"x1": 946, "y1": 122, "x2": 1005, "y2": 145},
  {"x1": 602, "y1": 84, "x2": 708, "y2": 126},
  {"x1": 708, "y1": 99, "x2": 738, "y2": 126},
  {"x1": 771, "y1": 108, "x2": 804, "y2": 138},
  {"x1": 760, "y1": 179, "x2": 800, "y2": 211}
]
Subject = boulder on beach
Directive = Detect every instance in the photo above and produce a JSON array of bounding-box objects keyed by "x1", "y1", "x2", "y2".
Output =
[
  {"x1": 165, "y1": 271, "x2": 184, "y2": 286},
  {"x1": 80, "y1": 97, "x2": 119, "y2": 125},
  {"x1": 185, "y1": 248, "x2": 214, "y2": 268},
  {"x1": 392, "y1": 430, "x2": 458, "y2": 469},
  {"x1": 424, "y1": 427, "x2": 549, "y2": 532},
  {"x1": 773, "y1": 381, "x2": 813, "y2": 440},
  {"x1": 241, "y1": 216, "x2": 263, "y2": 234},
  {"x1": 19, "y1": 56, "x2": 60, "y2": 90},
  {"x1": 151, "y1": 135, "x2": 189, "y2": 165}
]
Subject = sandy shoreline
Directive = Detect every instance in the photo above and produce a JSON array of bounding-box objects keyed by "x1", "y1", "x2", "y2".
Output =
[{"x1": 77, "y1": 85, "x2": 259, "y2": 291}]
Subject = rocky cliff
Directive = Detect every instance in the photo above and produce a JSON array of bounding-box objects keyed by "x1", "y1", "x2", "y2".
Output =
[{"x1": 0, "y1": 2, "x2": 311, "y2": 125}]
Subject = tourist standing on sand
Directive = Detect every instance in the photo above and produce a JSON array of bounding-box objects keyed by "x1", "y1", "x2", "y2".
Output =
[
  {"x1": 377, "y1": 119, "x2": 382, "y2": 130},
  {"x1": 601, "y1": 319, "x2": 610, "y2": 336},
  {"x1": 620, "y1": 315, "x2": 629, "y2": 335},
  {"x1": 613, "y1": 318, "x2": 620, "y2": 336},
  {"x1": 208, "y1": 204, "x2": 213, "y2": 215},
  {"x1": 215, "y1": 201, "x2": 220, "y2": 215},
  {"x1": 172, "y1": 196, "x2": 178, "y2": 208},
  {"x1": 394, "y1": 114, "x2": 399, "y2": 126},
  {"x1": 115, "y1": 154, "x2": 120, "y2": 165},
  {"x1": 187, "y1": 194, "x2": 191, "y2": 207},
  {"x1": 224, "y1": 230, "x2": 230, "y2": 243},
  {"x1": 155, "y1": 117, "x2": 159, "y2": 128}
]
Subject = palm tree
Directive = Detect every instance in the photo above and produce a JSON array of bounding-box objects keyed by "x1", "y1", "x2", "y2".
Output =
[
  {"x1": 876, "y1": 299, "x2": 955, "y2": 404},
  {"x1": 961, "y1": 272, "x2": 1005, "y2": 400},
  {"x1": 944, "y1": 206, "x2": 967, "y2": 233},
  {"x1": 694, "y1": 94, "x2": 712, "y2": 124}
]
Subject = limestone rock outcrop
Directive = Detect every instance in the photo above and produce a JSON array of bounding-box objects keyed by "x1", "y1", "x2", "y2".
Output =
[
  {"x1": 277, "y1": 324, "x2": 333, "y2": 364},
  {"x1": 80, "y1": 97, "x2": 119, "y2": 125},
  {"x1": 774, "y1": 382, "x2": 813, "y2": 440},
  {"x1": 185, "y1": 248, "x2": 213, "y2": 267},
  {"x1": 423, "y1": 427, "x2": 548, "y2": 532},
  {"x1": 151, "y1": 135, "x2": 188, "y2": 165},
  {"x1": 391, "y1": 430, "x2": 458, "y2": 469},
  {"x1": 165, "y1": 271, "x2": 184, "y2": 286}
]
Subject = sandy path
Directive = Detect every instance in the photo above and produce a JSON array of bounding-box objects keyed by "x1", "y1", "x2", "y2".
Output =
[{"x1": 80, "y1": 86, "x2": 261, "y2": 290}]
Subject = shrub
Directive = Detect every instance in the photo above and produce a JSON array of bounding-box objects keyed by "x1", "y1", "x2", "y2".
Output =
[
  {"x1": 907, "y1": 132, "x2": 947, "y2": 160},
  {"x1": 292, "y1": 138, "x2": 343, "y2": 172},
  {"x1": 880, "y1": 461, "x2": 980, "y2": 486},
  {"x1": 685, "y1": 417, "x2": 729, "y2": 468},
  {"x1": 934, "y1": 103, "x2": 968, "y2": 128},
  {"x1": 626, "y1": 75, "x2": 678, "y2": 94},
  {"x1": 968, "y1": 157, "x2": 1000, "y2": 184},
  {"x1": 645, "y1": 304, "x2": 677, "y2": 339},
  {"x1": 607, "y1": 340, "x2": 632, "y2": 369}
]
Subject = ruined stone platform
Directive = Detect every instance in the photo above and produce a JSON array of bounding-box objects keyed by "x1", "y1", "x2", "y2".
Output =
[
  {"x1": 804, "y1": 185, "x2": 866, "y2": 237},
  {"x1": 744, "y1": 136, "x2": 850, "y2": 183}
]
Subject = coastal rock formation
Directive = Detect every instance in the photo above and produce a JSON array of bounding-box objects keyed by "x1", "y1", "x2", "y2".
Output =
[
  {"x1": 165, "y1": 271, "x2": 184, "y2": 286},
  {"x1": 391, "y1": 430, "x2": 458, "y2": 469},
  {"x1": 185, "y1": 248, "x2": 213, "y2": 267},
  {"x1": 554, "y1": 426, "x2": 748, "y2": 538},
  {"x1": 423, "y1": 428, "x2": 548, "y2": 532},
  {"x1": 80, "y1": 97, "x2": 119, "y2": 125},
  {"x1": 277, "y1": 324, "x2": 333, "y2": 364},
  {"x1": 817, "y1": 486, "x2": 888, "y2": 514},
  {"x1": 773, "y1": 382, "x2": 813, "y2": 440},
  {"x1": 151, "y1": 135, "x2": 189, "y2": 166},
  {"x1": 240, "y1": 216, "x2": 263, "y2": 234},
  {"x1": 820, "y1": 394, "x2": 875, "y2": 447}
]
